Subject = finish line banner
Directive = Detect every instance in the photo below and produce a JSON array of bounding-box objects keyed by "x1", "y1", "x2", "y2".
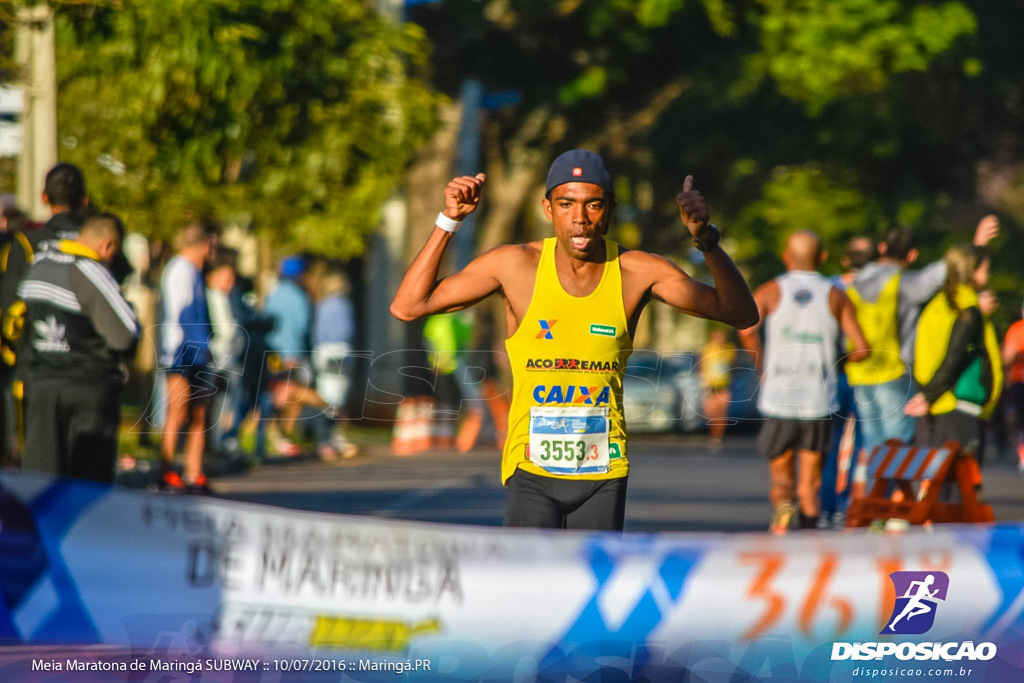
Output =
[{"x1": 1, "y1": 472, "x2": 1023, "y2": 682}]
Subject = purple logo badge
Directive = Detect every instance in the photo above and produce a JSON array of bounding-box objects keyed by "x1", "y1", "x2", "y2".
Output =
[{"x1": 881, "y1": 571, "x2": 949, "y2": 635}]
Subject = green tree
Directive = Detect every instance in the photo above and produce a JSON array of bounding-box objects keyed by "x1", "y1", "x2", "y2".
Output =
[
  {"x1": 408, "y1": 0, "x2": 980, "y2": 268},
  {"x1": 47, "y1": 0, "x2": 440, "y2": 256}
]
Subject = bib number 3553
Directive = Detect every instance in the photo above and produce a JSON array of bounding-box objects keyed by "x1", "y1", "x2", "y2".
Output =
[{"x1": 529, "y1": 406, "x2": 610, "y2": 475}]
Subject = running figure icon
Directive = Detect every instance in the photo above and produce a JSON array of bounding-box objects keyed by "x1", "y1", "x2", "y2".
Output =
[{"x1": 888, "y1": 574, "x2": 940, "y2": 631}]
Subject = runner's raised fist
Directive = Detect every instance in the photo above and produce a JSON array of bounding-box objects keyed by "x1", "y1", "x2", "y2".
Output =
[{"x1": 443, "y1": 173, "x2": 487, "y2": 221}]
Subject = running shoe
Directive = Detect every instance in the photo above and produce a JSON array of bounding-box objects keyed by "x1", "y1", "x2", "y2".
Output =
[
  {"x1": 317, "y1": 443, "x2": 339, "y2": 462},
  {"x1": 831, "y1": 510, "x2": 846, "y2": 530},
  {"x1": 158, "y1": 470, "x2": 187, "y2": 493},
  {"x1": 185, "y1": 473, "x2": 213, "y2": 496},
  {"x1": 769, "y1": 502, "x2": 796, "y2": 535},
  {"x1": 333, "y1": 433, "x2": 359, "y2": 458},
  {"x1": 272, "y1": 436, "x2": 302, "y2": 457}
]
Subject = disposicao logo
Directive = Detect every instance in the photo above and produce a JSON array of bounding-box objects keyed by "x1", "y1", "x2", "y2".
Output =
[
  {"x1": 882, "y1": 571, "x2": 948, "y2": 635},
  {"x1": 831, "y1": 570, "x2": 997, "y2": 663}
]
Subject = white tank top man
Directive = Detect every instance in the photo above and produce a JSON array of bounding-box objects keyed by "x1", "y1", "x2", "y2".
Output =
[{"x1": 739, "y1": 230, "x2": 869, "y2": 533}]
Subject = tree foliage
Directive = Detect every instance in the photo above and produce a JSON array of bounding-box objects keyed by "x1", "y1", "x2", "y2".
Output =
[
  {"x1": 7, "y1": 0, "x2": 1022, "y2": 330},
  {"x1": 739, "y1": 0, "x2": 977, "y2": 114},
  {"x1": 49, "y1": 0, "x2": 441, "y2": 255},
  {"x1": 410, "y1": 0, "x2": 985, "y2": 263}
]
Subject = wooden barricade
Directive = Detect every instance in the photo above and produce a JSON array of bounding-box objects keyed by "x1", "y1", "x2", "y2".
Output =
[{"x1": 845, "y1": 440, "x2": 994, "y2": 528}]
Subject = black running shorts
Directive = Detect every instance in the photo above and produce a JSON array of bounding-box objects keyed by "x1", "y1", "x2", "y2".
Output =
[
  {"x1": 757, "y1": 417, "x2": 833, "y2": 460},
  {"x1": 504, "y1": 469, "x2": 628, "y2": 531}
]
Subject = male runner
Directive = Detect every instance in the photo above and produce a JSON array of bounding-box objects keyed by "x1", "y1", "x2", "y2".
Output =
[
  {"x1": 738, "y1": 230, "x2": 869, "y2": 533},
  {"x1": 391, "y1": 149, "x2": 757, "y2": 530}
]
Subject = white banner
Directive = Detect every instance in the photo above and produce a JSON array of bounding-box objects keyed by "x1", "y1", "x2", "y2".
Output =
[{"x1": 1, "y1": 472, "x2": 1022, "y2": 681}]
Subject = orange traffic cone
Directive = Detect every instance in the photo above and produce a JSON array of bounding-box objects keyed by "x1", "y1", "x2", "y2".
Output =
[{"x1": 391, "y1": 398, "x2": 418, "y2": 455}]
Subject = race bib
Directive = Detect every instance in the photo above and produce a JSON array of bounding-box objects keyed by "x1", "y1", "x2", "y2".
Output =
[{"x1": 528, "y1": 406, "x2": 610, "y2": 475}]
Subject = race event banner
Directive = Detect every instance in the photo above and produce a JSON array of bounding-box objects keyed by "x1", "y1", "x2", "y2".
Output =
[{"x1": 1, "y1": 471, "x2": 1023, "y2": 682}]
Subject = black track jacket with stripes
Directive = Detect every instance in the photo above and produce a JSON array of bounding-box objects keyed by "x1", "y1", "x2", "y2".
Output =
[{"x1": 17, "y1": 241, "x2": 140, "y2": 384}]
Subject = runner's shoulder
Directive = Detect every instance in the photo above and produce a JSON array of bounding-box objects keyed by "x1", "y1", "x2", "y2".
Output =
[
  {"x1": 478, "y1": 241, "x2": 542, "y2": 272},
  {"x1": 619, "y1": 248, "x2": 684, "y2": 283}
]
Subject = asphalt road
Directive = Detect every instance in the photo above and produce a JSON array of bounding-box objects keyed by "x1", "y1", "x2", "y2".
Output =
[{"x1": 209, "y1": 433, "x2": 1024, "y2": 533}]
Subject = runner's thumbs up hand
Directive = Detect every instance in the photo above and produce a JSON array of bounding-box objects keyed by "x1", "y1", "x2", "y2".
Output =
[
  {"x1": 677, "y1": 175, "x2": 710, "y2": 239},
  {"x1": 443, "y1": 173, "x2": 487, "y2": 221}
]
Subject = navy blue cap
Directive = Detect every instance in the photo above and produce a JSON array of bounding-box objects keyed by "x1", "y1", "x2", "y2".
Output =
[{"x1": 545, "y1": 149, "x2": 613, "y2": 197}]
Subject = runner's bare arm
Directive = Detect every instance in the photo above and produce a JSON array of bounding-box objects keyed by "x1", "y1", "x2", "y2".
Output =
[
  {"x1": 736, "y1": 280, "x2": 779, "y2": 373},
  {"x1": 645, "y1": 176, "x2": 757, "y2": 328},
  {"x1": 391, "y1": 174, "x2": 499, "y2": 321},
  {"x1": 830, "y1": 286, "x2": 870, "y2": 363}
]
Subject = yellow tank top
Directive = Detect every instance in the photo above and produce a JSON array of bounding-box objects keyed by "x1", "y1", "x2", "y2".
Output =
[
  {"x1": 501, "y1": 237, "x2": 633, "y2": 484},
  {"x1": 845, "y1": 273, "x2": 906, "y2": 386}
]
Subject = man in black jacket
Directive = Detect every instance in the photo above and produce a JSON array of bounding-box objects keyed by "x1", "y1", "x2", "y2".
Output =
[{"x1": 18, "y1": 213, "x2": 139, "y2": 482}]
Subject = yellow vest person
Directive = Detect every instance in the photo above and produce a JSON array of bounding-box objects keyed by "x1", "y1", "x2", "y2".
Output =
[
  {"x1": 914, "y1": 284, "x2": 1003, "y2": 419},
  {"x1": 845, "y1": 273, "x2": 905, "y2": 386}
]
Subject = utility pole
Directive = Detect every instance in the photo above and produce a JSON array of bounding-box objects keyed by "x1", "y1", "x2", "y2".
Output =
[{"x1": 15, "y1": 3, "x2": 58, "y2": 220}]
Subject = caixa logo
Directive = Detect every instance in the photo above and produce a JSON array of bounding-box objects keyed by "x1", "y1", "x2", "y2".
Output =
[{"x1": 881, "y1": 571, "x2": 949, "y2": 635}]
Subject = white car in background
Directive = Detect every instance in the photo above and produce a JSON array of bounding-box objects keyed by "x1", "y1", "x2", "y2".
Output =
[{"x1": 623, "y1": 349, "x2": 760, "y2": 434}]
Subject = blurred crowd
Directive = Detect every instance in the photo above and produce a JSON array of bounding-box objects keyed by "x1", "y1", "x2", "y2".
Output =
[
  {"x1": 0, "y1": 163, "x2": 359, "y2": 493},
  {"x1": 721, "y1": 214, "x2": 1010, "y2": 533}
]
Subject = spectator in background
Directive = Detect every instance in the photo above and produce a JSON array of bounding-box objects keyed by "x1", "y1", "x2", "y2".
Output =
[
  {"x1": 312, "y1": 266, "x2": 358, "y2": 457},
  {"x1": 263, "y1": 255, "x2": 313, "y2": 444},
  {"x1": 205, "y1": 247, "x2": 243, "y2": 451},
  {"x1": 738, "y1": 230, "x2": 869, "y2": 534},
  {"x1": 907, "y1": 245, "x2": 1003, "y2": 465},
  {"x1": 0, "y1": 205, "x2": 31, "y2": 237},
  {"x1": 159, "y1": 223, "x2": 216, "y2": 493},
  {"x1": 699, "y1": 326, "x2": 735, "y2": 451},
  {"x1": 1, "y1": 164, "x2": 89, "y2": 314},
  {"x1": 819, "y1": 235, "x2": 876, "y2": 529},
  {"x1": 1002, "y1": 300, "x2": 1024, "y2": 472},
  {"x1": 265, "y1": 255, "x2": 313, "y2": 380},
  {"x1": 263, "y1": 254, "x2": 349, "y2": 460},
  {"x1": 977, "y1": 288, "x2": 1002, "y2": 462},
  {"x1": 0, "y1": 205, "x2": 31, "y2": 464},
  {"x1": 838, "y1": 236, "x2": 877, "y2": 288},
  {"x1": 1, "y1": 165, "x2": 90, "y2": 466},
  {"x1": 219, "y1": 273, "x2": 275, "y2": 460},
  {"x1": 844, "y1": 218, "x2": 998, "y2": 457},
  {"x1": 18, "y1": 213, "x2": 139, "y2": 483},
  {"x1": 312, "y1": 266, "x2": 355, "y2": 414}
]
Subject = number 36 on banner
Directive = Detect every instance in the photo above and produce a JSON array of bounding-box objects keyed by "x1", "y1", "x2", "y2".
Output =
[{"x1": 734, "y1": 547, "x2": 953, "y2": 641}]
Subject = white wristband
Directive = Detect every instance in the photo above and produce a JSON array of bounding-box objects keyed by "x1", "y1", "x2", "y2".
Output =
[{"x1": 435, "y1": 211, "x2": 461, "y2": 233}]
